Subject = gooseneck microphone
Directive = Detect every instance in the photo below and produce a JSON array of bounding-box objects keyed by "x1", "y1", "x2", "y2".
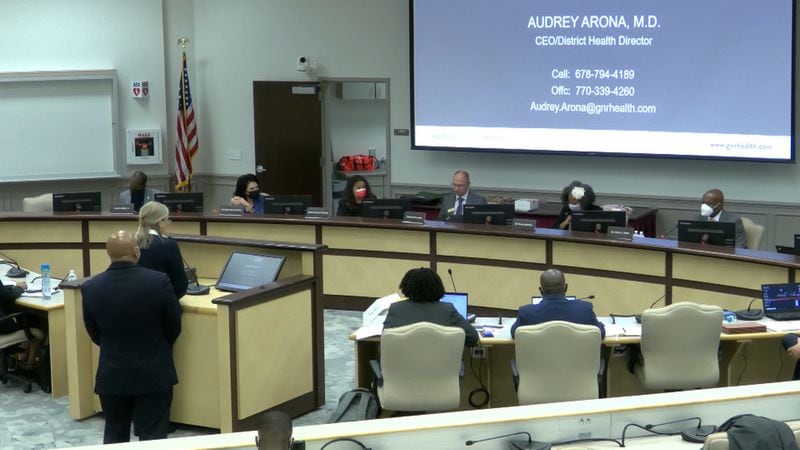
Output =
[
  {"x1": 578, "y1": 294, "x2": 596, "y2": 301},
  {"x1": 465, "y1": 431, "x2": 550, "y2": 450},
  {"x1": 447, "y1": 268, "x2": 457, "y2": 292},
  {"x1": 735, "y1": 297, "x2": 764, "y2": 320},
  {"x1": 0, "y1": 251, "x2": 29, "y2": 278}
]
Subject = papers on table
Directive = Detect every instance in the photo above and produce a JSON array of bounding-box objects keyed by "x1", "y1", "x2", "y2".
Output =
[
  {"x1": 764, "y1": 321, "x2": 800, "y2": 333},
  {"x1": 604, "y1": 324, "x2": 641, "y2": 337},
  {"x1": 355, "y1": 325, "x2": 383, "y2": 340}
]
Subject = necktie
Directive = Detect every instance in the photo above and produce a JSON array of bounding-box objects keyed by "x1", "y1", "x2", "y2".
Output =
[{"x1": 456, "y1": 196, "x2": 464, "y2": 216}]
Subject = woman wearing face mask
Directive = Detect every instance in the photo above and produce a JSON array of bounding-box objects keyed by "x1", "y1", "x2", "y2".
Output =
[
  {"x1": 557, "y1": 180, "x2": 602, "y2": 230},
  {"x1": 337, "y1": 175, "x2": 376, "y2": 216},
  {"x1": 230, "y1": 173, "x2": 265, "y2": 214}
]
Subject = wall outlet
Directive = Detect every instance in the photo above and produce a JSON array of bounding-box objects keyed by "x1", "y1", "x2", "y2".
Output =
[
  {"x1": 226, "y1": 150, "x2": 242, "y2": 161},
  {"x1": 557, "y1": 415, "x2": 608, "y2": 442},
  {"x1": 471, "y1": 347, "x2": 486, "y2": 359}
]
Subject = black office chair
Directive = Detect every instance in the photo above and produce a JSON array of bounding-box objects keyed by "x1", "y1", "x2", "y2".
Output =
[{"x1": 0, "y1": 311, "x2": 45, "y2": 393}]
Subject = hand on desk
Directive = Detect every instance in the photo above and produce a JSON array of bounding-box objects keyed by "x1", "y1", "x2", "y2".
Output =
[
  {"x1": 788, "y1": 342, "x2": 800, "y2": 359},
  {"x1": 16, "y1": 281, "x2": 27, "y2": 291}
]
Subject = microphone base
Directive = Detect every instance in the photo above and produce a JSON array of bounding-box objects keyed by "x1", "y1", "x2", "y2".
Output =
[
  {"x1": 510, "y1": 440, "x2": 551, "y2": 450},
  {"x1": 186, "y1": 285, "x2": 210, "y2": 296},
  {"x1": 680, "y1": 425, "x2": 716, "y2": 443},
  {"x1": 735, "y1": 309, "x2": 764, "y2": 321},
  {"x1": 6, "y1": 267, "x2": 29, "y2": 278}
]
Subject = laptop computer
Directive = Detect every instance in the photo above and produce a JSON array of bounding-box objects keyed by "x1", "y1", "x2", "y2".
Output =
[
  {"x1": 440, "y1": 292, "x2": 468, "y2": 320},
  {"x1": 531, "y1": 296, "x2": 577, "y2": 304},
  {"x1": 762, "y1": 283, "x2": 800, "y2": 321},
  {"x1": 215, "y1": 251, "x2": 286, "y2": 293}
]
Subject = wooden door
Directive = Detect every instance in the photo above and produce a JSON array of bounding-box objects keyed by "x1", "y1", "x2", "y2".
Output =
[{"x1": 253, "y1": 82, "x2": 322, "y2": 205}]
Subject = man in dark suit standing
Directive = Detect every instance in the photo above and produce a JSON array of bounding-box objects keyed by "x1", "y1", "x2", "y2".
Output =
[
  {"x1": 511, "y1": 269, "x2": 604, "y2": 338},
  {"x1": 698, "y1": 188, "x2": 748, "y2": 248},
  {"x1": 437, "y1": 170, "x2": 488, "y2": 221},
  {"x1": 81, "y1": 230, "x2": 182, "y2": 443}
]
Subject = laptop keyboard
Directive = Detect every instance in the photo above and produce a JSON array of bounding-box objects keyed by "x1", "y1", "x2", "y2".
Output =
[{"x1": 767, "y1": 311, "x2": 800, "y2": 321}]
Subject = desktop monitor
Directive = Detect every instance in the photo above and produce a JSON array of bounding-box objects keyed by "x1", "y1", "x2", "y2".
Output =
[
  {"x1": 361, "y1": 199, "x2": 411, "y2": 219},
  {"x1": 795, "y1": 234, "x2": 800, "y2": 250},
  {"x1": 440, "y1": 292, "x2": 468, "y2": 319},
  {"x1": 154, "y1": 192, "x2": 204, "y2": 213},
  {"x1": 263, "y1": 194, "x2": 312, "y2": 215},
  {"x1": 570, "y1": 210, "x2": 627, "y2": 233},
  {"x1": 215, "y1": 251, "x2": 286, "y2": 293},
  {"x1": 677, "y1": 220, "x2": 736, "y2": 247},
  {"x1": 52, "y1": 192, "x2": 101, "y2": 213},
  {"x1": 462, "y1": 204, "x2": 514, "y2": 226}
]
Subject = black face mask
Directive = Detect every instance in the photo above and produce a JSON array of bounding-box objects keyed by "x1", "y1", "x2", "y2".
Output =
[{"x1": 248, "y1": 190, "x2": 261, "y2": 200}]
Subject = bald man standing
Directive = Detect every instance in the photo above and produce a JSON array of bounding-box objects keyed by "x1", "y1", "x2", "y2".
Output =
[
  {"x1": 511, "y1": 269, "x2": 604, "y2": 338},
  {"x1": 81, "y1": 230, "x2": 182, "y2": 443},
  {"x1": 698, "y1": 188, "x2": 747, "y2": 248}
]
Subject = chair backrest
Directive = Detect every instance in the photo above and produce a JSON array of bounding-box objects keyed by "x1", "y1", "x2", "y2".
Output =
[
  {"x1": 379, "y1": 321, "x2": 464, "y2": 412},
  {"x1": 22, "y1": 193, "x2": 53, "y2": 212},
  {"x1": 740, "y1": 217, "x2": 765, "y2": 250},
  {"x1": 514, "y1": 321, "x2": 601, "y2": 405},
  {"x1": 639, "y1": 302, "x2": 723, "y2": 390}
]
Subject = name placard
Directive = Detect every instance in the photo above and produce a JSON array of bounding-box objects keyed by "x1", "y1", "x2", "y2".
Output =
[
  {"x1": 512, "y1": 218, "x2": 537, "y2": 232},
  {"x1": 109, "y1": 203, "x2": 134, "y2": 215},
  {"x1": 305, "y1": 207, "x2": 331, "y2": 220},
  {"x1": 401, "y1": 211, "x2": 426, "y2": 225},
  {"x1": 607, "y1": 226, "x2": 634, "y2": 241},
  {"x1": 219, "y1": 205, "x2": 244, "y2": 217}
]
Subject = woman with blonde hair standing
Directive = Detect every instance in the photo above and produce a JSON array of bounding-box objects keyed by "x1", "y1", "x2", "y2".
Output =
[{"x1": 135, "y1": 201, "x2": 188, "y2": 299}]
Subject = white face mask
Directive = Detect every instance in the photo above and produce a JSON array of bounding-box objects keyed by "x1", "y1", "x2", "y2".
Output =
[
  {"x1": 568, "y1": 203, "x2": 581, "y2": 211},
  {"x1": 700, "y1": 203, "x2": 715, "y2": 217}
]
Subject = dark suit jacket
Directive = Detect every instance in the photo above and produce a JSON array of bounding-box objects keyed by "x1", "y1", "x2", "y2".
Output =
[
  {"x1": 81, "y1": 261, "x2": 182, "y2": 395},
  {"x1": 511, "y1": 295, "x2": 605, "y2": 339},
  {"x1": 383, "y1": 300, "x2": 479, "y2": 346},
  {"x1": 695, "y1": 211, "x2": 748, "y2": 249},
  {"x1": 138, "y1": 235, "x2": 188, "y2": 298},
  {"x1": 0, "y1": 279, "x2": 23, "y2": 313},
  {"x1": 437, "y1": 191, "x2": 488, "y2": 221}
]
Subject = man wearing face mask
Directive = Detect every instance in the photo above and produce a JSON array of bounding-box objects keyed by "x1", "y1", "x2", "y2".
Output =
[
  {"x1": 697, "y1": 188, "x2": 747, "y2": 248},
  {"x1": 557, "y1": 180, "x2": 603, "y2": 230},
  {"x1": 118, "y1": 171, "x2": 160, "y2": 212},
  {"x1": 337, "y1": 175, "x2": 376, "y2": 216},
  {"x1": 437, "y1": 170, "x2": 487, "y2": 221}
]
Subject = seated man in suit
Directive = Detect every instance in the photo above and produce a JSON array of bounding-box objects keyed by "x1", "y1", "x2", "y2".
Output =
[
  {"x1": 511, "y1": 269, "x2": 605, "y2": 338},
  {"x1": 698, "y1": 188, "x2": 747, "y2": 248},
  {"x1": 437, "y1": 170, "x2": 487, "y2": 221},
  {"x1": 119, "y1": 171, "x2": 159, "y2": 212}
]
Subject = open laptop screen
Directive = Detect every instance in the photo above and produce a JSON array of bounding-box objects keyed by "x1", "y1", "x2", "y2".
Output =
[
  {"x1": 762, "y1": 283, "x2": 800, "y2": 313},
  {"x1": 531, "y1": 296, "x2": 577, "y2": 304},
  {"x1": 440, "y1": 292, "x2": 468, "y2": 319},
  {"x1": 215, "y1": 252, "x2": 285, "y2": 293}
]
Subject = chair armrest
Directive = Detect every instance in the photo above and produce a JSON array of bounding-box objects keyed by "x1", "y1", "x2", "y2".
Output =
[
  {"x1": 369, "y1": 359, "x2": 383, "y2": 387},
  {"x1": 0, "y1": 312, "x2": 35, "y2": 340},
  {"x1": 511, "y1": 359, "x2": 519, "y2": 391}
]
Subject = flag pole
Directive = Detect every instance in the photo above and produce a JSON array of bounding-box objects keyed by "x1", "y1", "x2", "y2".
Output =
[{"x1": 174, "y1": 37, "x2": 197, "y2": 192}]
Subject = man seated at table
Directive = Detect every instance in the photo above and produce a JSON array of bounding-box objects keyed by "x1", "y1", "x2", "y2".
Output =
[
  {"x1": 697, "y1": 188, "x2": 747, "y2": 248},
  {"x1": 511, "y1": 269, "x2": 605, "y2": 338},
  {"x1": 437, "y1": 170, "x2": 487, "y2": 221},
  {"x1": 119, "y1": 171, "x2": 160, "y2": 212}
]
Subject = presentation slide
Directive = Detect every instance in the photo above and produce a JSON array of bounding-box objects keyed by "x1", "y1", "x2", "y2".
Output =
[{"x1": 411, "y1": 0, "x2": 794, "y2": 161}]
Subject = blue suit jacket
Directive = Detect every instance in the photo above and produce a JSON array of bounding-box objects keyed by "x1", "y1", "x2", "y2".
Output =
[
  {"x1": 81, "y1": 261, "x2": 182, "y2": 395},
  {"x1": 511, "y1": 295, "x2": 605, "y2": 339},
  {"x1": 138, "y1": 235, "x2": 188, "y2": 299}
]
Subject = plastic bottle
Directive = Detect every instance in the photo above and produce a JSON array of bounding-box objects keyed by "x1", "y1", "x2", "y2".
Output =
[
  {"x1": 66, "y1": 269, "x2": 78, "y2": 282},
  {"x1": 41, "y1": 263, "x2": 52, "y2": 299}
]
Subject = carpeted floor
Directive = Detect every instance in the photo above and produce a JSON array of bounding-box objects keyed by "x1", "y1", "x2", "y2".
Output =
[{"x1": 0, "y1": 309, "x2": 362, "y2": 449}]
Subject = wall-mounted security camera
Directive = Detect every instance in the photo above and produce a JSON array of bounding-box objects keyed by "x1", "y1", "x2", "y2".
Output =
[{"x1": 296, "y1": 56, "x2": 309, "y2": 72}]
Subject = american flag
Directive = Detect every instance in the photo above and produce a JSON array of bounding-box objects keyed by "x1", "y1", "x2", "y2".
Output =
[{"x1": 175, "y1": 51, "x2": 198, "y2": 190}]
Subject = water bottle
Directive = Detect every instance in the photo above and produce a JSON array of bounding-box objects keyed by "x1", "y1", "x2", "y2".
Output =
[
  {"x1": 41, "y1": 263, "x2": 52, "y2": 299},
  {"x1": 66, "y1": 269, "x2": 78, "y2": 282}
]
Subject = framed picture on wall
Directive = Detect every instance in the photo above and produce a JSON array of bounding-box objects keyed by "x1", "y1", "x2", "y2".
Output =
[{"x1": 126, "y1": 128, "x2": 162, "y2": 165}]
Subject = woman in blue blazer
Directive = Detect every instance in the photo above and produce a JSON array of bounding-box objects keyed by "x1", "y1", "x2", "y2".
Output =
[{"x1": 135, "y1": 201, "x2": 188, "y2": 299}]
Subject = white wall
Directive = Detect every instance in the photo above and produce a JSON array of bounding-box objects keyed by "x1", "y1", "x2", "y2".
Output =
[
  {"x1": 324, "y1": 83, "x2": 388, "y2": 162},
  {"x1": 0, "y1": 0, "x2": 170, "y2": 180}
]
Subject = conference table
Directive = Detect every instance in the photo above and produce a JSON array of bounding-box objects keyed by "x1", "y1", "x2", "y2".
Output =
[
  {"x1": 351, "y1": 316, "x2": 797, "y2": 409},
  {"x1": 1, "y1": 211, "x2": 799, "y2": 427}
]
